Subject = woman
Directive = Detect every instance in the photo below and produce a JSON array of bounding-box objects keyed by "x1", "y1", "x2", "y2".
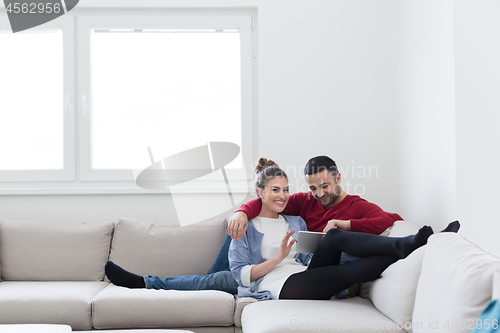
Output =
[{"x1": 228, "y1": 158, "x2": 445, "y2": 301}]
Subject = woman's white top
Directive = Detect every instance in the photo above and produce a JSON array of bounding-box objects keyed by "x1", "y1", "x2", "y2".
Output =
[{"x1": 240, "y1": 215, "x2": 308, "y2": 299}]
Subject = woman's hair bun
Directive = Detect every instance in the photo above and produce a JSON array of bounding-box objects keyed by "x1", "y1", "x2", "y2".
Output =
[
  {"x1": 255, "y1": 158, "x2": 278, "y2": 174},
  {"x1": 254, "y1": 158, "x2": 287, "y2": 196}
]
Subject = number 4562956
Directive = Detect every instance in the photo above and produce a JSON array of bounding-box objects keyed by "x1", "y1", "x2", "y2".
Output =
[{"x1": 6, "y1": 3, "x2": 62, "y2": 14}]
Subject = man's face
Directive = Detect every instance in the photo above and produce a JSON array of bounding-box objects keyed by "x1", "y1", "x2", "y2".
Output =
[{"x1": 306, "y1": 169, "x2": 342, "y2": 207}]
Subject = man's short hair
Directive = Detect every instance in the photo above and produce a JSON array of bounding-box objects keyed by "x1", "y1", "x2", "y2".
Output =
[{"x1": 304, "y1": 156, "x2": 338, "y2": 176}]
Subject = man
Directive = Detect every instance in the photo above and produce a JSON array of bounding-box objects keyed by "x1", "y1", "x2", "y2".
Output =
[
  {"x1": 228, "y1": 155, "x2": 402, "y2": 240},
  {"x1": 105, "y1": 156, "x2": 402, "y2": 293}
]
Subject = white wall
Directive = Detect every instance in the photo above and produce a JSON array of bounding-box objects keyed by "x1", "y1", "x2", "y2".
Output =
[
  {"x1": 255, "y1": 0, "x2": 402, "y2": 211},
  {"x1": 0, "y1": 194, "x2": 177, "y2": 224},
  {"x1": 454, "y1": 0, "x2": 500, "y2": 254},
  {"x1": 0, "y1": 0, "x2": 403, "y2": 224},
  {"x1": 3, "y1": 0, "x2": 498, "y2": 256},
  {"x1": 394, "y1": 0, "x2": 457, "y2": 229}
]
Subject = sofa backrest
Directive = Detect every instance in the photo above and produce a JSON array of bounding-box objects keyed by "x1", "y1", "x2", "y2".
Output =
[
  {"x1": 493, "y1": 266, "x2": 500, "y2": 300},
  {"x1": 412, "y1": 233, "x2": 500, "y2": 333},
  {"x1": 108, "y1": 217, "x2": 227, "y2": 278},
  {"x1": 0, "y1": 218, "x2": 114, "y2": 281}
]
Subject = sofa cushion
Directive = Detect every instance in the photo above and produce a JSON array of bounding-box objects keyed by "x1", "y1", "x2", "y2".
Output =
[
  {"x1": 388, "y1": 221, "x2": 421, "y2": 237},
  {"x1": 79, "y1": 331, "x2": 195, "y2": 333},
  {"x1": 234, "y1": 297, "x2": 258, "y2": 327},
  {"x1": 108, "y1": 217, "x2": 227, "y2": 278},
  {"x1": 0, "y1": 218, "x2": 114, "y2": 281},
  {"x1": 359, "y1": 220, "x2": 422, "y2": 299},
  {"x1": 412, "y1": 233, "x2": 500, "y2": 333},
  {"x1": 0, "y1": 325, "x2": 72, "y2": 332},
  {"x1": 493, "y1": 265, "x2": 500, "y2": 300},
  {"x1": 0, "y1": 281, "x2": 109, "y2": 331},
  {"x1": 92, "y1": 284, "x2": 235, "y2": 329},
  {"x1": 241, "y1": 297, "x2": 405, "y2": 332},
  {"x1": 369, "y1": 245, "x2": 426, "y2": 333},
  {"x1": 76, "y1": 329, "x2": 230, "y2": 333}
]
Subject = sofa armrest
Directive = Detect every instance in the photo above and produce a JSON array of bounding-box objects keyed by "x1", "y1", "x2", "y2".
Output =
[{"x1": 388, "y1": 220, "x2": 421, "y2": 237}]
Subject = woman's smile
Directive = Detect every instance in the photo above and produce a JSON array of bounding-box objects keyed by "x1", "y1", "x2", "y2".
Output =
[
  {"x1": 274, "y1": 199, "x2": 286, "y2": 206},
  {"x1": 258, "y1": 177, "x2": 290, "y2": 218}
]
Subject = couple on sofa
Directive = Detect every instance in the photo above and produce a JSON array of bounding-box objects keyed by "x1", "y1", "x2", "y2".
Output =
[{"x1": 106, "y1": 156, "x2": 460, "y2": 300}]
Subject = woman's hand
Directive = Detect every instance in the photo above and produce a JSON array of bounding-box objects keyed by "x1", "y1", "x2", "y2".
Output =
[
  {"x1": 249, "y1": 230, "x2": 296, "y2": 282},
  {"x1": 276, "y1": 230, "x2": 296, "y2": 261}
]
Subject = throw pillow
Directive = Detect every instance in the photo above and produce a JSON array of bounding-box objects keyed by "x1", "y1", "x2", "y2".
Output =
[
  {"x1": 359, "y1": 220, "x2": 422, "y2": 299},
  {"x1": 470, "y1": 300, "x2": 500, "y2": 333},
  {"x1": 369, "y1": 245, "x2": 426, "y2": 333}
]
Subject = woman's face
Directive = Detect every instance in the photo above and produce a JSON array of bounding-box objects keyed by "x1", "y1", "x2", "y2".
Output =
[{"x1": 258, "y1": 177, "x2": 290, "y2": 217}]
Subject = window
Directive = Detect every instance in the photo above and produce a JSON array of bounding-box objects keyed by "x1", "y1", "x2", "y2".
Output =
[
  {"x1": 0, "y1": 9, "x2": 255, "y2": 194},
  {"x1": 0, "y1": 16, "x2": 75, "y2": 182}
]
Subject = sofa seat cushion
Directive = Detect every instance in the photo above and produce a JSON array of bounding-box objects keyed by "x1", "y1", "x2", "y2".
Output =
[
  {"x1": 92, "y1": 284, "x2": 235, "y2": 329},
  {"x1": 0, "y1": 218, "x2": 114, "y2": 281},
  {"x1": 74, "y1": 329, "x2": 230, "y2": 333},
  {"x1": 0, "y1": 281, "x2": 109, "y2": 331},
  {"x1": 74, "y1": 331, "x2": 195, "y2": 333},
  {"x1": 241, "y1": 297, "x2": 405, "y2": 333}
]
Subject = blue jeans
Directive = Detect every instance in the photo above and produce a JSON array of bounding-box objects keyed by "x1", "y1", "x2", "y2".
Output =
[
  {"x1": 144, "y1": 270, "x2": 238, "y2": 293},
  {"x1": 207, "y1": 233, "x2": 232, "y2": 274},
  {"x1": 144, "y1": 234, "x2": 238, "y2": 294}
]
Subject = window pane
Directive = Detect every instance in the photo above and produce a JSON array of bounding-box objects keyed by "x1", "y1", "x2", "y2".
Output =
[
  {"x1": 91, "y1": 29, "x2": 242, "y2": 170},
  {"x1": 0, "y1": 29, "x2": 63, "y2": 170}
]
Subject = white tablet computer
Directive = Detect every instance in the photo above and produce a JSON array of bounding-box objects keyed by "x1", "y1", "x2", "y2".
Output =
[{"x1": 296, "y1": 231, "x2": 326, "y2": 253}]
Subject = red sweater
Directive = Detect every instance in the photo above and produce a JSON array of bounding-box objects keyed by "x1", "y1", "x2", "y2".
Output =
[{"x1": 237, "y1": 193, "x2": 403, "y2": 235}]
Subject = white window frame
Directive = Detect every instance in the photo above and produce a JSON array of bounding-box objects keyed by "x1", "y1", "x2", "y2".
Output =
[
  {"x1": 77, "y1": 12, "x2": 254, "y2": 183},
  {"x1": 0, "y1": 15, "x2": 75, "y2": 182},
  {"x1": 0, "y1": 9, "x2": 256, "y2": 195}
]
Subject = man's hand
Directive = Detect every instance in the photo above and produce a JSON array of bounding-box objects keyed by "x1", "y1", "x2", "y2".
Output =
[
  {"x1": 323, "y1": 219, "x2": 351, "y2": 233},
  {"x1": 228, "y1": 211, "x2": 249, "y2": 240}
]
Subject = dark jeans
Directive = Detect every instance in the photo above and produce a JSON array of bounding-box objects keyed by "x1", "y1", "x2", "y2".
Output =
[{"x1": 279, "y1": 228, "x2": 412, "y2": 300}]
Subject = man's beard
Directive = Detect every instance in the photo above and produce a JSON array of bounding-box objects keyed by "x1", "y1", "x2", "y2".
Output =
[{"x1": 315, "y1": 183, "x2": 341, "y2": 207}]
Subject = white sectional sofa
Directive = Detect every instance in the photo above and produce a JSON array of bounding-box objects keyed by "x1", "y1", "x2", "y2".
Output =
[
  {"x1": 0, "y1": 217, "x2": 234, "y2": 333},
  {"x1": 0, "y1": 217, "x2": 499, "y2": 333},
  {"x1": 241, "y1": 225, "x2": 500, "y2": 333}
]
